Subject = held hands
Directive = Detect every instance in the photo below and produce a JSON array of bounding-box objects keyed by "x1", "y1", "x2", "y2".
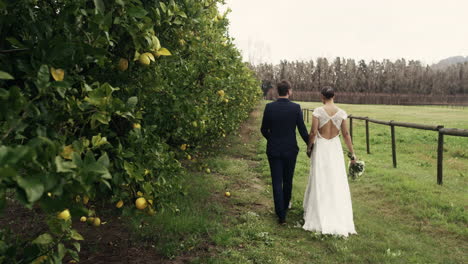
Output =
[{"x1": 306, "y1": 144, "x2": 314, "y2": 157}]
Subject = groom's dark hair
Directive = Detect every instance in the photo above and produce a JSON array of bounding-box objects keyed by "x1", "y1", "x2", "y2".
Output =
[{"x1": 277, "y1": 80, "x2": 291, "y2": 96}]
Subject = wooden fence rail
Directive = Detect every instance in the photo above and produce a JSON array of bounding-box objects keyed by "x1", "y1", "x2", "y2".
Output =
[{"x1": 302, "y1": 108, "x2": 468, "y2": 185}]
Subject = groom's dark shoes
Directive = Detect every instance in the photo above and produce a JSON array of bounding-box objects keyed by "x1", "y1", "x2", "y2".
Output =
[{"x1": 278, "y1": 218, "x2": 286, "y2": 225}]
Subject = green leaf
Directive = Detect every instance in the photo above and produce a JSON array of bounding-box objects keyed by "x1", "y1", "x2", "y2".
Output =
[
  {"x1": 16, "y1": 175, "x2": 44, "y2": 203},
  {"x1": 57, "y1": 243, "x2": 66, "y2": 260},
  {"x1": 97, "y1": 153, "x2": 109, "y2": 166},
  {"x1": 126, "y1": 96, "x2": 138, "y2": 109},
  {"x1": 91, "y1": 112, "x2": 111, "y2": 125},
  {"x1": 32, "y1": 233, "x2": 53, "y2": 245},
  {"x1": 160, "y1": 2, "x2": 167, "y2": 13},
  {"x1": 0, "y1": 188, "x2": 6, "y2": 213},
  {"x1": 151, "y1": 35, "x2": 161, "y2": 51},
  {"x1": 55, "y1": 156, "x2": 77, "y2": 173},
  {"x1": 35, "y1": 65, "x2": 50, "y2": 93},
  {"x1": 68, "y1": 249, "x2": 80, "y2": 261},
  {"x1": 0, "y1": 88, "x2": 8, "y2": 99},
  {"x1": 93, "y1": 0, "x2": 105, "y2": 13},
  {"x1": 70, "y1": 229, "x2": 84, "y2": 241},
  {"x1": 0, "y1": 71, "x2": 14, "y2": 80},
  {"x1": 92, "y1": 134, "x2": 109, "y2": 148},
  {"x1": 37, "y1": 65, "x2": 50, "y2": 83},
  {"x1": 101, "y1": 179, "x2": 112, "y2": 190},
  {"x1": 73, "y1": 242, "x2": 81, "y2": 252},
  {"x1": 127, "y1": 7, "x2": 148, "y2": 18}
]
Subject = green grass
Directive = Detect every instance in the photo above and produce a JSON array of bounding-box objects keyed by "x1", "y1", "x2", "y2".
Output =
[{"x1": 127, "y1": 102, "x2": 467, "y2": 263}]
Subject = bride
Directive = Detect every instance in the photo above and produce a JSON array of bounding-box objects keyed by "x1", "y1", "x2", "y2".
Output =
[{"x1": 303, "y1": 86, "x2": 357, "y2": 237}]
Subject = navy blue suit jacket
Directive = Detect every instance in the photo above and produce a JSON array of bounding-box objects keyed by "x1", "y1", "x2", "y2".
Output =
[{"x1": 261, "y1": 98, "x2": 309, "y2": 157}]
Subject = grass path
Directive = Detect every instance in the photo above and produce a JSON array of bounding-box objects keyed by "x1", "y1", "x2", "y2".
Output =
[{"x1": 133, "y1": 103, "x2": 467, "y2": 263}]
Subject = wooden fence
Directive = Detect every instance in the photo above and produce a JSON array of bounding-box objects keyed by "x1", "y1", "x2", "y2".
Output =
[{"x1": 302, "y1": 108, "x2": 468, "y2": 185}]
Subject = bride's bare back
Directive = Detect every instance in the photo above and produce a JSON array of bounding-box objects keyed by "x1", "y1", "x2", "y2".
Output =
[
  {"x1": 307, "y1": 103, "x2": 355, "y2": 162},
  {"x1": 319, "y1": 106, "x2": 341, "y2": 139}
]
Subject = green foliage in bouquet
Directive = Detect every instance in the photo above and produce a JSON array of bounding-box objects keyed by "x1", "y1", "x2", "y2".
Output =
[{"x1": 347, "y1": 152, "x2": 365, "y2": 180}]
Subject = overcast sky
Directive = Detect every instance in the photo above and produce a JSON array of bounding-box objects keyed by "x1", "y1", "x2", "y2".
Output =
[{"x1": 220, "y1": 0, "x2": 468, "y2": 65}]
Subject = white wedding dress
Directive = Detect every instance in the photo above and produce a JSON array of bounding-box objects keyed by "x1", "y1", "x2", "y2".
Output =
[{"x1": 303, "y1": 106, "x2": 357, "y2": 237}]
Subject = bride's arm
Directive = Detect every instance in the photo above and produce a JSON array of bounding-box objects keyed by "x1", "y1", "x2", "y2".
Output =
[
  {"x1": 307, "y1": 116, "x2": 319, "y2": 152},
  {"x1": 341, "y1": 119, "x2": 356, "y2": 163}
]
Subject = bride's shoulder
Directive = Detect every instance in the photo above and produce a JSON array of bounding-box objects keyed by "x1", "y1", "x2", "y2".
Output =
[
  {"x1": 313, "y1": 106, "x2": 323, "y2": 116},
  {"x1": 338, "y1": 107, "x2": 348, "y2": 119}
]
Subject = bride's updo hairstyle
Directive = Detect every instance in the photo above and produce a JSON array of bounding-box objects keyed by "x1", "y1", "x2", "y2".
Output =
[{"x1": 321, "y1": 86, "x2": 335, "y2": 100}]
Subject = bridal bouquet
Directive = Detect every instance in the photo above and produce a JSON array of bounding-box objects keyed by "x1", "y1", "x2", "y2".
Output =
[{"x1": 347, "y1": 152, "x2": 365, "y2": 180}]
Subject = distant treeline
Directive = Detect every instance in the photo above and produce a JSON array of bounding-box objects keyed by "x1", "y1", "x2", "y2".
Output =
[
  {"x1": 253, "y1": 58, "x2": 468, "y2": 98},
  {"x1": 266, "y1": 90, "x2": 468, "y2": 106}
]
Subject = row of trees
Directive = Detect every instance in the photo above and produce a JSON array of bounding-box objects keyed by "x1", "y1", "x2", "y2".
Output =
[
  {"x1": 0, "y1": 0, "x2": 260, "y2": 262},
  {"x1": 254, "y1": 58, "x2": 468, "y2": 96}
]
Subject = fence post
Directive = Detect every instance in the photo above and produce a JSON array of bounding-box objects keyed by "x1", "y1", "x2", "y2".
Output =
[
  {"x1": 303, "y1": 109, "x2": 306, "y2": 121},
  {"x1": 349, "y1": 115, "x2": 353, "y2": 142},
  {"x1": 307, "y1": 109, "x2": 310, "y2": 123},
  {"x1": 390, "y1": 121, "x2": 397, "y2": 168},
  {"x1": 365, "y1": 118, "x2": 370, "y2": 154},
  {"x1": 437, "y1": 126, "x2": 444, "y2": 185}
]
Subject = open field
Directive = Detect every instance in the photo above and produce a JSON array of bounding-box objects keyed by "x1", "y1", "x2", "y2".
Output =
[{"x1": 124, "y1": 102, "x2": 467, "y2": 263}]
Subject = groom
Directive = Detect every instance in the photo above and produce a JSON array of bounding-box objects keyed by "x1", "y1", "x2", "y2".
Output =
[{"x1": 261, "y1": 80, "x2": 309, "y2": 225}]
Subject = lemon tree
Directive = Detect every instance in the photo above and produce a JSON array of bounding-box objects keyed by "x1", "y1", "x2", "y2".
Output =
[{"x1": 0, "y1": 0, "x2": 260, "y2": 262}]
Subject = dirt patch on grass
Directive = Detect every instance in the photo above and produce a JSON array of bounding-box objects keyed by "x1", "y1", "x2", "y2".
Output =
[{"x1": 0, "y1": 200, "x2": 164, "y2": 263}]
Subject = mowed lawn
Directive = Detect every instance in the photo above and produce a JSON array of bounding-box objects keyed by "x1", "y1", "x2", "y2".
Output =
[
  {"x1": 128, "y1": 102, "x2": 467, "y2": 263},
  {"x1": 288, "y1": 102, "x2": 468, "y2": 262},
  {"x1": 201, "y1": 102, "x2": 467, "y2": 263}
]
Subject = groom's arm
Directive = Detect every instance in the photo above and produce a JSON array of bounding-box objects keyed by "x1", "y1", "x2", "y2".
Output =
[
  {"x1": 260, "y1": 104, "x2": 270, "y2": 139},
  {"x1": 296, "y1": 106, "x2": 309, "y2": 144}
]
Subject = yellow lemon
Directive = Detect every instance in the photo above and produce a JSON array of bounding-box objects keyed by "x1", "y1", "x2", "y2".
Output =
[
  {"x1": 206, "y1": 168, "x2": 211, "y2": 174},
  {"x1": 47, "y1": 192, "x2": 52, "y2": 197},
  {"x1": 61, "y1": 145, "x2": 74, "y2": 160},
  {"x1": 87, "y1": 217, "x2": 95, "y2": 224},
  {"x1": 137, "y1": 191, "x2": 143, "y2": 197},
  {"x1": 50, "y1": 67, "x2": 65, "y2": 81},
  {"x1": 118, "y1": 58, "x2": 129, "y2": 71},
  {"x1": 83, "y1": 196, "x2": 89, "y2": 205},
  {"x1": 144, "y1": 169, "x2": 150, "y2": 175},
  {"x1": 225, "y1": 191, "x2": 231, "y2": 197},
  {"x1": 142, "y1": 52, "x2": 155, "y2": 62},
  {"x1": 148, "y1": 208, "x2": 156, "y2": 216},
  {"x1": 135, "y1": 197, "x2": 148, "y2": 210},
  {"x1": 116, "y1": 200, "x2": 124, "y2": 208},
  {"x1": 80, "y1": 216, "x2": 87, "y2": 222},
  {"x1": 138, "y1": 54, "x2": 151, "y2": 66},
  {"x1": 187, "y1": 155, "x2": 192, "y2": 160},
  {"x1": 224, "y1": 99, "x2": 229, "y2": 103},
  {"x1": 93, "y1": 217, "x2": 101, "y2": 227},
  {"x1": 33, "y1": 255, "x2": 48, "y2": 264},
  {"x1": 133, "y1": 123, "x2": 141, "y2": 129},
  {"x1": 217, "y1": 90, "x2": 225, "y2": 97},
  {"x1": 180, "y1": 144, "x2": 187, "y2": 151},
  {"x1": 57, "y1": 209, "x2": 71, "y2": 221}
]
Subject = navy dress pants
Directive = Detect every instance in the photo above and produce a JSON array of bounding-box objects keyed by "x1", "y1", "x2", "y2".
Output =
[{"x1": 267, "y1": 153, "x2": 297, "y2": 221}]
